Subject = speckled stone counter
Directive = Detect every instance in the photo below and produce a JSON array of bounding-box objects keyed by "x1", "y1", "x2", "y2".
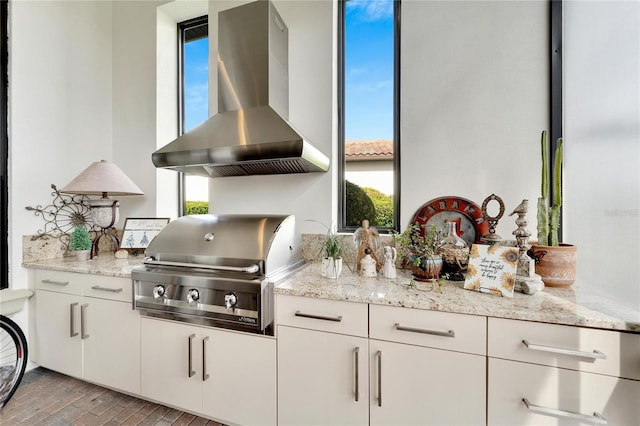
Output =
[
  {"x1": 23, "y1": 255, "x2": 145, "y2": 278},
  {"x1": 275, "y1": 263, "x2": 640, "y2": 333},
  {"x1": 23, "y1": 257, "x2": 640, "y2": 333}
]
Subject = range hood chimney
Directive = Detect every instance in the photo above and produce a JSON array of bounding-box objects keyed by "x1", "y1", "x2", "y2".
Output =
[{"x1": 152, "y1": 0, "x2": 330, "y2": 178}]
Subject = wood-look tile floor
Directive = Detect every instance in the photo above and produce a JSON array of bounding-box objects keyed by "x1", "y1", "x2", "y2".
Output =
[{"x1": 0, "y1": 368, "x2": 224, "y2": 426}]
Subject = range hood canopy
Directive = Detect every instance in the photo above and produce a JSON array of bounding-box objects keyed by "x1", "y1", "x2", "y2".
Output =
[{"x1": 152, "y1": 0, "x2": 330, "y2": 178}]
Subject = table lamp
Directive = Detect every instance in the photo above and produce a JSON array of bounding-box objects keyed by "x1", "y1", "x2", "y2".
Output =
[{"x1": 60, "y1": 160, "x2": 144, "y2": 257}]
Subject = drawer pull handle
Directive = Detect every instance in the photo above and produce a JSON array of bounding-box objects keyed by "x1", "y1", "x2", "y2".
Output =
[
  {"x1": 394, "y1": 323, "x2": 455, "y2": 338},
  {"x1": 294, "y1": 311, "x2": 343, "y2": 322},
  {"x1": 91, "y1": 285, "x2": 123, "y2": 293},
  {"x1": 522, "y1": 340, "x2": 606, "y2": 360},
  {"x1": 522, "y1": 398, "x2": 608, "y2": 424},
  {"x1": 42, "y1": 279, "x2": 69, "y2": 286}
]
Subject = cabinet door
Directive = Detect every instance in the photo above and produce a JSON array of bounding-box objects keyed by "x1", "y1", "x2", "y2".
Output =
[
  {"x1": 488, "y1": 358, "x2": 640, "y2": 425},
  {"x1": 83, "y1": 298, "x2": 140, "y2": 394},
  {"x1": 278, "y1": 325, "x2": 369, "y2": 426},
  {"x1": 370, "y1": 339, "x2": 486, "y2": 426},
  {"x1": 35, "y1": 290, "x2": 83, "y2": 378},
  {"x1": 140, "y1": 317, "x2": 202, "y2": 413},
  {"x1": 201, "y1": 329, "x2": 277, "y2": 426}
]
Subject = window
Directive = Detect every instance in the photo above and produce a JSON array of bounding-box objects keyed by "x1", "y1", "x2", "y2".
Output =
[
  {"x1": 179, "y1": 16, "x2": 209, "y2": 216},
  {"x1": 339, "y1": 0, "x2": 400, "y2": 233}
]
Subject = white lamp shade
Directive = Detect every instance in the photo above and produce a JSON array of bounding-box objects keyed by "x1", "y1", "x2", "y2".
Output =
[{"x1": 60, "y1": 160, "x2": 144, "y2": 196}]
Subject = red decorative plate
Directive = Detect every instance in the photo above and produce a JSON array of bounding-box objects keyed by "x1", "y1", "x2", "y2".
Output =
[{"x1": 411, "y1": 196, "x2": 490, "y2": 246}]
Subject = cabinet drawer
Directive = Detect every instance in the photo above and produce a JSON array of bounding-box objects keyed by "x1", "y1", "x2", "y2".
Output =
[
  {"x1": 84, "y1": 275, "x2": 132, "y2": 302},
  {"x1": 370, "y1": 304, "x2": 486, "y2": 355},
  {"x1": 488, "y1": 318, "x2": 640, "y2": 380},
  {"x1": 35, "y1": 270, "x2": 83, "y2": 295},
  {"x1": 276, "y1": 295, "x2": 368, "y2": 337},
  {"x1": 488, "y1": 358, "x2": 640, "y2": 425}
]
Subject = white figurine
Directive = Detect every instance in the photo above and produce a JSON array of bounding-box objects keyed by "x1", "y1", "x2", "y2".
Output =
[
  {"x1": 359, "y1": 248, "x2": 378, "y2": 277},
  {"x1": 382, "y1": 246, "x2": 397, "y2": 279}
]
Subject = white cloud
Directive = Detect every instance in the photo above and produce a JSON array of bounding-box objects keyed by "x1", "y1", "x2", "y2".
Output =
[{"x1": 347, "y1": 0, "x2": 393, "y2": 22}]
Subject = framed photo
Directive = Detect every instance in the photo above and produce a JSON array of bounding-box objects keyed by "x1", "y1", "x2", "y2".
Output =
[{"x1": 120, "y1": 218, "x2": 170, "y2": 250}]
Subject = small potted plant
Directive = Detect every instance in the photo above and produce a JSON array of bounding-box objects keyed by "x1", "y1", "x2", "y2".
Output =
[
  {"x1": 70, "y1": 225, "x2": 92, "y2": 261},
  {"x1": 393, "y1": 222, "x2": 444, "y2": 281},
  {"x1": 319, "y1": 225, "x2": 343, "y2": 279},
  {"x1": 531, "y1": 130, "x2": 577, "y2": 287}
]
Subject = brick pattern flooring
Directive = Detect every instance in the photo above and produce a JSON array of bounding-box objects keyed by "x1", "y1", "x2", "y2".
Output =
[{"x1": 0, "y1": 368, "x2": 224, "y2": 426}]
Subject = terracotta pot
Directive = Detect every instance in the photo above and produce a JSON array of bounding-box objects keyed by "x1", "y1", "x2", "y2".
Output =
[
  {"x1": 410, "y1": 255, "x2": 443, "y2": 281},
  {"x1": 529, "y1": 243, "x2": 577, "y2": 287}
]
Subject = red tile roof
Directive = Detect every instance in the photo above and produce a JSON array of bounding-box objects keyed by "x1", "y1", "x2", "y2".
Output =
[{"x1": 345, "y1": 140, "x2": 394, "y2": 161}]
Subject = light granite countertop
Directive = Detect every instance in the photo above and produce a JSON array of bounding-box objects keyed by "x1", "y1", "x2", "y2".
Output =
[
  {"x1": 23, "y1": 257, "x2": 640, "y2": 333},
  {"x1": 275, "y1": 263, "x2": 640, "y2": 333},
  {"x1": 23, "y1": 255, "x2": 146, "y2": 278}
]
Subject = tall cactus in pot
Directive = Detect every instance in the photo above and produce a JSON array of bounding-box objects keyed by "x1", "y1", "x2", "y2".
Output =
[{"x1": 536, "y1": 130, "x2": 563, "y2": 246}]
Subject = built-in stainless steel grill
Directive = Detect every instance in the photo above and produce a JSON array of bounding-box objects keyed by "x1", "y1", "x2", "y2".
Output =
[{"x1": 132, "y1": 214, "x2": 303, "y2": 335}]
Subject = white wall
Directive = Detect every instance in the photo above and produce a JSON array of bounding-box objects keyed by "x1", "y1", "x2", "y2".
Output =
[
  {"x1": 401, "y1": 0, "x2": 549, "y2": 237},
  {"x1": 8, "y1": 0, "x2": 115, "y2": 331},
  {"x1": 564, "y1": 1, "x2": 640, "y2": 309}
]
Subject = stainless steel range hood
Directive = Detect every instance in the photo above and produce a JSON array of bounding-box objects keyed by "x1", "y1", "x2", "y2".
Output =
[{"x1": 152, "y1": 0, "x2": 330, "y2": 178}]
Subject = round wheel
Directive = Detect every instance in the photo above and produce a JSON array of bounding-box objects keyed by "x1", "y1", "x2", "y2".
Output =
[{"x1": 0, "y1": 315, "x2": 28, "y2": 410}]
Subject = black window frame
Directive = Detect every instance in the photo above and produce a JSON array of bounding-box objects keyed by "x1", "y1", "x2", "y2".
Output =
[
  {"x1": 177, "y1": 15, "x2": 208, "y2": 217},
  {"x1": 338, "y1": 0, "x2": 402, "y2": 234},
  {"x1": 1, "y1": 0, "x2": 8, "y2": 290}
]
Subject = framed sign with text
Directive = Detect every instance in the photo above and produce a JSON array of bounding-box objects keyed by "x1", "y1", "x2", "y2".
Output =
[
  {"x1": 120, "y1": 218, "x2": 170, "y2": 250},
  {"x1": 463, "y1": 244, "x2": 519, "y2": 297}
]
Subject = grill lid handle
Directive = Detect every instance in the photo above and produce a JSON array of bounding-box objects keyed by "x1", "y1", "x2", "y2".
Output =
[{"x1": 143, "y1": 258, "x2": 260, "y2": 274}]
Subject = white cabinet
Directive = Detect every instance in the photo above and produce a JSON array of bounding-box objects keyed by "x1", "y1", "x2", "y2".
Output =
[
  {"x1": 278, "y1": 325, "x2": 369, "y2": 426},
  {"x1": 487, "y1": 318, "x2": 640, "y2": 425},
  {"x1": 369, "y1": 305, "x2": 486, "y2": 426},
  {"x1": 140, "y1": 316, "x2": 276, "y2": 426},
  {"x1": 277, "y1": 295, "x2": 369, "y2": 426},
  {"x1": 276, "y1": 295, "x2": 486, "y2": 426},
  {"x1": 33, "y1": 270, "x2": 140, "y2": 394}
]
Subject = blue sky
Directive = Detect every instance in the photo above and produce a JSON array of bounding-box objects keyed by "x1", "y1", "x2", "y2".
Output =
[{"x1": 183, "y1": 0, "x2": 394, "y2": 141}]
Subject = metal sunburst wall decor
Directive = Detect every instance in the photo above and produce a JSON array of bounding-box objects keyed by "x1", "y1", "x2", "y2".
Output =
[{"x1": 25, "y1": 184, "x2": 94, "y2": 249}]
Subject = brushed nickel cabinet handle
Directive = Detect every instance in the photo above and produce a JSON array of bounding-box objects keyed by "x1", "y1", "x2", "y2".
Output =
[
  {"x1": 91, "y1": 285, "x2": 123, "y2": 293},
  {"x1": 395, "y1": 323, "x2": 455, "y2": 338},
  {"x1": 294, "y1": 310, "x2": 343, "y2": 322},
  {"x1": 202, "y1": 336, "x2": 210, "y2": 382},
  {"x1": 522, "y1": 398, "x2": 608, "y2": 424},
  {"x1": 42, "y1": 279, "x2": 69, "y2": 286},
  {"x1": 522, "y1": 340, "x2": 607, "y2": 360},
  {"x1": 70, "y1": 302, "x2": 79, "y2": 337},
  {"x1": 354, "y1": 347, "x2": 359, "y2": 402},
  {"x1": 80, "y1": 303, "x2": 90, "y2": 339},
  {"x1": 188, "y1": 334, "x2": 196, "y2": 378},
  {"x1": 377, "y1": 350, "x2": 382, "y2": 407}
]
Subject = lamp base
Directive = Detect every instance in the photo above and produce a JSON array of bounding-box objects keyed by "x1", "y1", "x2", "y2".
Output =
[{"x1": 91, "y1": 228, "x2": 120, "y2": 258}]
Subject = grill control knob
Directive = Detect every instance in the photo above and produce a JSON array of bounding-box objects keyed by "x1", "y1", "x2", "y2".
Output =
[
  {"x1": 224, "y1": 292, "x2": 238, "y2": 309},
  {"x1": 152, "y1": 285, "x2": 165, "y2": 299},
  {"x1": 187, "y1": 289, "x2": 200, "y2": 304}
]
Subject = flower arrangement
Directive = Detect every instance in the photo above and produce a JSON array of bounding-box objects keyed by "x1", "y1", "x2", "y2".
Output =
[{"x1": 393, "y1": 222, "x2": 444, "y2": 280}]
